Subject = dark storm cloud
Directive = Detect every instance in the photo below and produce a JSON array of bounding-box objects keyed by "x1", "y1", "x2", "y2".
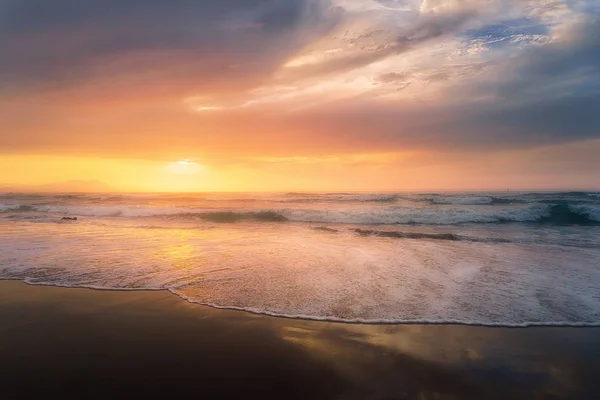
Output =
[{"x1": 0, "y1": 0, "x2": 341, "y2": 92}]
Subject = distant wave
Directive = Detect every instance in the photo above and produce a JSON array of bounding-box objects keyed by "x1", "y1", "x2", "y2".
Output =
[
  {"x1": 424, "y1": 196, "x2": 495, "y2": 205},
  {"x1": 424, "y1": 195, "x2": 528, "y2": 205},
  {"x1": 420, "y1": 192, "x2": 600, "y2": 206},
  {"x1": 0, "y1": 204, "x2": 37, "y2": 212},
  {"x1": 2, "y1": 189, "x2": 600, "y2": 227},
  {"x1": 279, "y1": 193, "x2": 400, "y2": 203},
  {"x1": 3, "y1": 202, "x2": 600, "y2": 226},
  {"x1": 365, "y1": 194, "x2": 399, "y2": 203},
  {"x1": 542, "y1": 191, "x2": 596, "y2": 197},
  {"x1": 489, "y1": 197, "x2": 528, "y2": 205},
  {"x1": 283, "y1": 204, "x2": 600, "y2": 226},
  {"x1": 4, "y1": 191, "x2": 598, "y2": 207},
  {"x1": 284, "y1": 192, "x2": 317, "y2": 196}
]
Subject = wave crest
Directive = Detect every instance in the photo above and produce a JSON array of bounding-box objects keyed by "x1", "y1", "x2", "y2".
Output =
[
  {"x1": 2, "y1": 196, "x2": 599, "y2": 226},
  {"x1": 180, "y1": 211, "x2": 288, "y2": 223}
]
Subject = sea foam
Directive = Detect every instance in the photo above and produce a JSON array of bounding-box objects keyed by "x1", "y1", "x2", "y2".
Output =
[{"x1": 1, "y1": 218, "x2": 600, "y2": 326}]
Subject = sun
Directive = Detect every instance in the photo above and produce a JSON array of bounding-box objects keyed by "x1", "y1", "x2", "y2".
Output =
[{"x1": 166, "y1": 159, "x2": 204, "y2": 175}]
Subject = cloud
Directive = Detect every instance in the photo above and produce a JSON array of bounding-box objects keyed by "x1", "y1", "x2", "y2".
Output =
[
  {"x1": 493, "y1": 17, "x2": 600, "y2": 99},
  {"x1": 269, "y1": 11, "x2": 600, "y2": 151},
  {"x1": 0, "y1": 0, "x2": 599, "y2": 167},
  {"x1": 277, "y1": 5, "x2": 477, "y2": 82},
  {"x1": 0, "y1": 0, "x2": 342, "y2": 96},
  {"x1": 376, "y1": 71, "x2": 412, "y2": 83}
]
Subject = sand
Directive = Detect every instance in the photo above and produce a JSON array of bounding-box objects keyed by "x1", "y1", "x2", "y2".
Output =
[{"x1": 1, "y1": 280, "x2": 599, "y2": 399}]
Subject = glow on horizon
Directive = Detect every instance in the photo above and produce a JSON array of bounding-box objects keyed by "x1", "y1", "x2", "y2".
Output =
[
  {"x1": 1, "y1": 142, "x2": 600, "y2": 193},
  {"x1": 1, "y1": 0, "x2": 599, "y2": 192},
  {"x1": 166, "y1": 160, "x2": 205, "y2": 177}
]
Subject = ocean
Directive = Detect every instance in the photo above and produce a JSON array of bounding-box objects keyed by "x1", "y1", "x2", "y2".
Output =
[{"x1": 1, "y1": 191, "x2": 599, "y2": 326}]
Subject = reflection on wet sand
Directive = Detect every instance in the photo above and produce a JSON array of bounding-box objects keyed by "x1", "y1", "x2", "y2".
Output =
[
  {"x1": 1, "y1": 280, "x2": 599, "y2": 399},
  {"x1": 280, "y1": 320, "x2": 600, "y2": 399}
]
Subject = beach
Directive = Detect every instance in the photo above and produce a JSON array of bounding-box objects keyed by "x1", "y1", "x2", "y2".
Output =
[
  {"x1": 2, "y1": 280, "x2": 599, "y2": 399},
  {"x1": 4, "y1": 0, "x2": 600, "y2": 396}
]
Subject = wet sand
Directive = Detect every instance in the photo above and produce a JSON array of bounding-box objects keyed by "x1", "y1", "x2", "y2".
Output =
[{"x1": 1, "y1": 280, "x2": 599, "y2": 399}]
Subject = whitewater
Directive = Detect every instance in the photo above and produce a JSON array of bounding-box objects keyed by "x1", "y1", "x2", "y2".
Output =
[{"x1": 1, "y1": 191, "x2": 600, "y2": 326}]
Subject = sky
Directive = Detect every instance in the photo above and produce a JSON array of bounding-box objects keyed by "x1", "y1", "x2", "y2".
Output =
[{"x1": 1, "y1": 0, "x2": 599, "y2": 192}]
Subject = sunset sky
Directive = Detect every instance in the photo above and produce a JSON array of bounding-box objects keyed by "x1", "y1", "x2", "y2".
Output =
[{"x1": 1, "y1": 0, "x2": 599, "y2": 192}]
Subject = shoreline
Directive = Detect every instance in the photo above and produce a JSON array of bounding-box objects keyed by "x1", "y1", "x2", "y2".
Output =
[
  {"x1": 9, "y1": 278, "x2": 600, "y2": 328},
  {"x1": 2, "y1": 280, "x2": 600, "y2": 399}
]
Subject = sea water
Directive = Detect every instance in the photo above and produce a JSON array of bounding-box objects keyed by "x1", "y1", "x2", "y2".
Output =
[{"x1": 1, "y1": 191, "x2": 599, "y2": 326}]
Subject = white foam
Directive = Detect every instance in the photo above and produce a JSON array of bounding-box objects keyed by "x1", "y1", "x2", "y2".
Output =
[
  {"x1": 324, "y1": 193, "x2": 399, "y2": 202},
  {"x1": 0, "y1": 204, "x2": 33, "y2": 212},
  {"x1": 572, "y1": 204, "x2": 600, "y2": 222},
  {"x1": 1, "y1": 219, "x2": 599, "y2": 326}
]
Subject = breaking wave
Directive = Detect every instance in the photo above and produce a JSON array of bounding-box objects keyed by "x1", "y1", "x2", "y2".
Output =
[
  {"x1": 2, "y1": 202, "x2": 599, "y2": 226},
  {"x1": 534, "y1": 204, "x2": 600, "y2": 226},
  {"x1": 425, "y1": 196, "x2": 495, "y2": 205},
  {"x1": 424, "y1": 195, "x2": 530, "y2": 205},
  {"x1": 282, "y1": 204, "x2": 600, "y2": 225},
  {"x1": 0, "y1": 205, "x2": 37, "y2": 212},
  {"x1": 179, "y1": 211, "x2": 288, "y2": 223},
  {"x1": 279, "y1": 193, "x2": 400, "y2": 203}
]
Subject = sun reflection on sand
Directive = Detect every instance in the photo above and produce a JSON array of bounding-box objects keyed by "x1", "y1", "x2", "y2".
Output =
[{"x1": 277, "y1": 320, "x2": 590, "y2": 398}]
